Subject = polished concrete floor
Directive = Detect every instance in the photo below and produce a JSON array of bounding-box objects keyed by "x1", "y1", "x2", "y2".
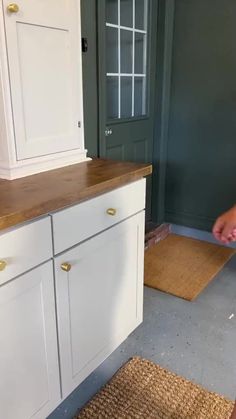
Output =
[{"x1": 48, "y1": 251, "x2": 236, "y2": 418}]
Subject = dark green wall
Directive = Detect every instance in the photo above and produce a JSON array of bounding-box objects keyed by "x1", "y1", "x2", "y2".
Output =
[
  {"x1": 165, "y1": 0, "x2": 236, "y2": 230},
  {"x1": 81, "y1": 0, "x2": 98, "y2": 157}
]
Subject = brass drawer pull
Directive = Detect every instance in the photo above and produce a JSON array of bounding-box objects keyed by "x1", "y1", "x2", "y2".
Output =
[
  {"x1": 106, "y1": 208, "x2": 117, "y2": 216},
  {"x1": 61, "y1": 262, "x2": 71, "y2": 272},
  {"x1": 7, "y1": 3, "x2": 19, "y2": 13},
  {"x1": 0, "y1": 260, "x2": 7, "y2": 271}
]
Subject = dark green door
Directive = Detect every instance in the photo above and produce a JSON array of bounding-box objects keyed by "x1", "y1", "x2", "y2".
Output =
[{"x1": 98, "y1": 0, "x2": 158, "y2": 220}]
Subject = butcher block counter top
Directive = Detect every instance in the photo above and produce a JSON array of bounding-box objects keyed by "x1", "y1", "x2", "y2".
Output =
[{"x1": 0, "y1": 159, "x2": 152, "y2": 231}]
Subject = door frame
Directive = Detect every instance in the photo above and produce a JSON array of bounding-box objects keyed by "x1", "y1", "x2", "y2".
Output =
[
  {"x1": 97, "y1": 0, "x2": 159, "y2": 156},
  {"x1": 95, "y1": 0, "x2": 175, "y2": 224},
  {"x1": 151, "y1": 0, "x2": 175, "y2": 224},
  {"x1": 97, "y1": 0, "x2": 159, "y2": 221},
  {"x1": 97, "y1": 0, "x2": 106, "y2": 157}
]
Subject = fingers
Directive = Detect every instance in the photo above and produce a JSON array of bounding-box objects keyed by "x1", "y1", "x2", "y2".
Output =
[
  {"x1": 221, "y1": 223, "x2": 236, "y2": 243},
  {"x1": 213, "y1": 231, "x2": 223, "y2": 242},
  {"x1": 212, "y1": 207, "x2": 236, "y2": 244},
  {"x1": 212, "y1": 218, "x2": 225, "y2": 241},
  {"x1": 232, "y1": 228, "x2": 236, "y2": 239},
  {"x1": 212, "y1": 219, "x2": 236, "y2": 244}
]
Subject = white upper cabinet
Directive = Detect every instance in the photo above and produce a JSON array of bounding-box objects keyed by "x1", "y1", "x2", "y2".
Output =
[{"x1": 0, "y1": 0, "x2": 87, "y2": 179}]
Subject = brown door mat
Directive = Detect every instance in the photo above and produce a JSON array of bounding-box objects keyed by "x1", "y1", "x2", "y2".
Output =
[
  {"x1": 144, "y1": 234, "x2": 235, "y2": 301},
  {"x1": 75, "y1": 357, "x2": 233, "y2": 419}
]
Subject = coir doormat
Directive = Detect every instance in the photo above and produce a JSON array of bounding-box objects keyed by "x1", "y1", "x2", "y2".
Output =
[
  {"x1": 75, "y1": 357, "x2": 233, "y2": 418},
  {"x1": 144, "y1": 234, "x2": 235, "y2": 301}
]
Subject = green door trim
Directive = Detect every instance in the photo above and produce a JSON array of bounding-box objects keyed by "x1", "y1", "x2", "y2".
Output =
[
  {"x1": 151, "y1": 0, "x2": 175, "y2": 224},
  {"x1": 97, "y1": 0, "x2": 106, "y2": 157}
]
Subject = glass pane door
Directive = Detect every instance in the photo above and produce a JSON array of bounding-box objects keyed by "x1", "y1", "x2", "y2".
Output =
[{"x1": 106, "y1": 0, "x2": 148, "y2": 120}]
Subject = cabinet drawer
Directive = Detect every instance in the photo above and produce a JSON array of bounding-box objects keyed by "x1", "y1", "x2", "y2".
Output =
[
  {"x1": 0, "y1": 217, "x2": 52, "y2": 285},
  {"x1": 52, "y1": 179, "x2": 146, "y2": 254}
]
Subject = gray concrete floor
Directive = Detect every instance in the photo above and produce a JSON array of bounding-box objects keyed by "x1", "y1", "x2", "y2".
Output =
[{"x1": 48, "y1": 254, "x2": 236, "y2": 419}]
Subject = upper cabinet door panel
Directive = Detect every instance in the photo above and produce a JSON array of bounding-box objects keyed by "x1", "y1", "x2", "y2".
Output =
[
  {"x1": 4, "y1": 0, "x2": 77, "y2": 27},
  {"x1": 3, "y1": 0, "x2": 84, "y2": 160}
]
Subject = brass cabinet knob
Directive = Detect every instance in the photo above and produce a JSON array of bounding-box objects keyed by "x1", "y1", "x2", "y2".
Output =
[
  {"x1": 61, "y1": 262, "x2": 71, "y2": 272},
  {"x1": 0, "y1": 260, "x2": 7, "y2": 271},
  {"x1": 7, "y1": 3, "x2": 19, "y2": 13},
  {"x1": 106, "y1": 208, "x2": 117, "y2": 216}
]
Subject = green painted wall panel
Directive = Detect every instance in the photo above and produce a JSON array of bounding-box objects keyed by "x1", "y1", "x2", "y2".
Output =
[{"x1": 165, "y1": 0, "x2": 236, "y2": 230}]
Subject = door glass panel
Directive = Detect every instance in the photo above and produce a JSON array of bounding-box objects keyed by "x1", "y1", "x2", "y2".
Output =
[
  {"x1": 106, "y1": 27, "x2": 118, "y2": 73},
  {"x1": 134, "y1": 77, "x2": 146, "y2": 116},
  {"x1": 120, "y1": 0, "x2": 133, "y2": 28},
  {"x1": 120, "y1": 30, "x2": 133, "y2": 73},
  {"x1": 135, "y1": 33, "x2": 145, "y2": 74},
  {"x1": 107, "y1": 77, "x2": 119, "y2": 119},
  {"x1": 135, "y1": 0, "x2": 147, "y2": 30},
  {"x1": 106, "y1": 0, "x2": 118, "y2": 24},
  {"x1": 121, "y1": 77, "x2": 132, "y2": 118},
  {"x1": 106, "y1": 0, "x2": 148, "y2": 120}
]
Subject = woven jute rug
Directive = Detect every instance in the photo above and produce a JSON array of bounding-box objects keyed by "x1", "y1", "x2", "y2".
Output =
[
  {"x1": 144, "y1": 234, "x2": 235, "y2": 301},
  {"x1": 75, "y1": 357, "x2": 233, "y2": 418}
]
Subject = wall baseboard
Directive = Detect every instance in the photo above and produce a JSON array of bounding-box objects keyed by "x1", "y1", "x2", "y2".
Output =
[
  {"x1": 171, "y1": 224, "x2": 236, "y2": 249},
  {"x1": 165, "y1": 211, "x2": 215, "y2": 232}
]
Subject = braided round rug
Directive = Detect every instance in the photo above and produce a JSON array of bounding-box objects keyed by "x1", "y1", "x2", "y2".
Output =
[{"x1": 75, "y1": 357, "x2": 234, "y2": 419}]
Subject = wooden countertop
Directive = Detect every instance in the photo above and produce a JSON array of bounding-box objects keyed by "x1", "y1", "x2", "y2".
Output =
[{"x1": 0, "y1": 159, "x2": 152, "y2": 231}]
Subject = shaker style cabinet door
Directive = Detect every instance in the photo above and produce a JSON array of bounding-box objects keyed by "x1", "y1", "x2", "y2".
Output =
[
  {"x1": 2, "y1": 0, "x2": 84, "y2": 159},
  {"x1": 55, "y1": 212, "x2": 145, "y2": 398},
  {"x1": 0, "y1": 261, "x2": 60, "y2": 419}
]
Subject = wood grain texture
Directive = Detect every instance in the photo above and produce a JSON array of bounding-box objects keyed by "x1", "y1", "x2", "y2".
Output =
[
  {"x1": 0, "y1": 159, "x2": 152, "y2": 231},
  {"x1": 144, "y1": 234, "x2": 235, "y2": 301}
]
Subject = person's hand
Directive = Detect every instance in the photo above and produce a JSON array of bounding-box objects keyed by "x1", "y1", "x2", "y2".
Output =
[{"x1": 212, "y1": 205, "x2": 236, "y2": 244}]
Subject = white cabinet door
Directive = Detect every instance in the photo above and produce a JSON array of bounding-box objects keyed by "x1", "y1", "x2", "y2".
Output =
[
  {"x1": 0, "y1": 261, "x2": 61, "y2": 419},
  {"x1": 2, "y1": 0, "x2": 83, "y2": 159},
  {"x1": 55, "y1": 212, "x2": 145, "y2": 398}
]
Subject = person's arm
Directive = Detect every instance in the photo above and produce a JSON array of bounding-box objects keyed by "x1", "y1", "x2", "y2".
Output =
[{"x1": 212, "y1": 205, "x2": 236, "y2": 244}]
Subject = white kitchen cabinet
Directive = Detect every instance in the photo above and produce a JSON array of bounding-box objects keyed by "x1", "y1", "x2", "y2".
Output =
[
  {"x1": 54, "y1": 211, "x2": 145, "y2": 398},
  {"x1": 52, "y1": 179, "x2": 146, "y2": 253},
  {"x1": 0, "y1": 0, "x2": 87, "y2": 180},
  {"x1": 0, "y1": 261, "x2": 61, "y2": 419},
  {"x1": 0, "y1": 217, "x2": 52, "y2": 286},
  {"x1": 0, "y1": 177, "x2": 147, "y2": 416}
]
